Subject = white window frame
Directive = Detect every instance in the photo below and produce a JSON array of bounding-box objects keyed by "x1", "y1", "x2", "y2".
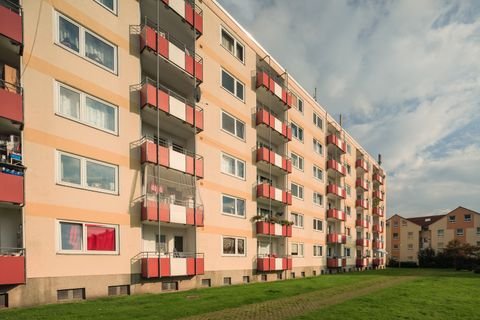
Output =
[
  {"x1": 477, "y1": 227, "x2": 480, "y2": 235},
  {"x1": 313, "y1": 245, "x2": 323, "y2": 257},
  {"x1": 407, "y1": 244, "x2": 413, "y2": 250},
  {"x1": 291, "y1": 152, "x2": 304, "y2": 171},
  {"x1": 94, "y1": 0, "x2": 118, "y2": 15},
  {"x1": 291, "y1": 122, "x2": 304, "y2": 142},
  {"x1": 313, "y1": 138, "x2": 323, "y2": 155},
  {"x1": 448, "y1": 216, "x2": 456, "y2": 223},
  {"x1": 221, "y1": 153, "x2": 245, "y2": 180},
  {"x1": 437, "y1": 229, "x2": 444, "y2": 237},
  {"x1": 464, "y1": 214, "x2": 472, "y2": 222},
  {"x1": 221, "y1": 69, "x2": 244, "y2": 101},
  {"x1": 57, "y1": 219, "x2": 119, "y2": 255},
  {"x1": 313, "y1": 165, "x2": 323, "y2": 181},
  {"x1": 456, "y1": 228, "x2": 464, "y2": 236},
  {"x1": 291, "y1": 92, "x2": 304, "y2": 114},
  {"x1": 313, "y1": 192, "x2": 323, "y2": 206},
  {"x1": 313, "y1": 112, "x2": 323, "y2": 130},
  {"x1": 221, "y1": 194, "x2": 246, "y2": 218},
  {"x1": 221, "y1": 110, "x2": 245, "y2": 140},
  {"x1": 347, "y1": 144, "x2": 352, "y2": 154},
  {"x1": 221, "y1": 236, "x2": 246, "y2": 257},
  {"x1": 291, "y1": 182, "x2": 304, "y2": 200},
  {"x1": 220, "y1": 26, "x2": 245, "y2": 63},
  {"x1": 291, "y1": 242, "x2": 304, "y2": 257},
  {"x1": 55, "y1": 12, "x2": 118, "y2": 74},
  {"x1": 56, "y1": 150, "x2": 118, "y2": 194},
  {"x1": 55, "y1": 81, "x2": 118, "y2": 135},
  {"x1": 313, "y1": 219, "x2": 323, "y2": 232},
  {"x1": 291, "y1": 212, "x2": 304, "y2": 228},
  {"x1": 346, "y1": 185, "x2": 351, "y2": 196}
]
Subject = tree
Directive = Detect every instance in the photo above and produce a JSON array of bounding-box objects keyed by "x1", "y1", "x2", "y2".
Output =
[{"x1": 444, "y1": 240, "x2": 479, "y2": 270}]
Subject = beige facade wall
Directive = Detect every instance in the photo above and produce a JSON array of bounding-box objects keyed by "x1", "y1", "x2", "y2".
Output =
[{"x1": 386, "y1": 215, "x2": 420, "y2": 263}]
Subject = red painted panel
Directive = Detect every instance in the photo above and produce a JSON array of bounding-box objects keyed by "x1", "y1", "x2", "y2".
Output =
[
  {"x1": 269, "y1": 257, "x2": 276, "y2": 270},
  {"x1": 185, "y1": 104, "x2": 194, "y2": 126},
  {"x1": 256, "y1": 109, "x2": 269, "y2": 126},
  {"x1": 159, "y1": 145, "x2": 169, "y2": 167},
  {"x1": 0, "y1": 5, "x2": 23, "y2": 44},
  {"x1": 185, "y1": 54, "x2": 194, "y2": 76},
  {"x1": 157, "y1": 34, "x2": 169, "y2": 59},
  {"x1": 282, "y1": 191, "x2": 287, "y2": 204},
  {"x1": 257, "y1": 258, "x2": 269, "y2": 271},
  {"x1": 269, "y1": 185, "x2": 275, "y2": 200},
  {"x1": 0, "y1": 256, "x2": 25, "y2": 285},
  {"x1": 286, "y1": 225, "x2": 292, "y2": 237},
  {"x1": 282, "y1": 89, "x2": 287, "y2": 104},
  {"x1": 268, "y1": 78, "x2": 275, "y2": 93},
  {"x1": 0, "y1": 172, "x2": 23, "y2": 204},
  {"x1": 158, "y1": 87, "x2": 170, "y2": 113},
  {"x1": 256, "y1": 221, "x2": 269, "y2": 235},
  {"x1": 185, "y1": 154, "x2": 194, "y2": 175},
  {"x1": 286, "y1": 126, "x2": 292, "y2": 141},
  {"x1": 196, "y1": 258, "x2": 205, "y2": 275},
  {"x1": 196, "y1": 207, "x2": 204, "y2": 227},
  {"x1": 142, "y1": 258, "x2": 159, "y2": 278},
  {"x1": 269, "y1": 114, "x2": 275, "y2": 129},
  {"x1": 195, "y1": 157, "x2": 204, "y2": 178},
  {"x1": 186, "y1": 257, "x2": 195, "y2": 276},
  {"x1": 256, "y1": 71, "x2": 269, "y2": 88},
  {"x1": 186, "y1": 207, "x2": 195, "y2": 225},
  {"x1": 160, "y1": 257, "x2": 170, "y2": 277},
  {"x1": 195, "y1": 60, "x2": 203, "y2": 82},
  {"x1": 141, "y1": 26, "x2": 157, "y2": 52},
  {"x1": 185, "y1": 2, "x2": 194, "y2": 26},
  {"x1": 194, "y1": 12, "x2": 203, "y2": 35},
  {"x1": 286, "y1": 159, "x2": 292, "y2": 173},
  {"x1": 256, "y1": 184, "x2": 269, "y2": 198},
  {"x1": 286, "y1": 92, "x2": 292, "y2": 108},
  {"x1": 195, "y1": 109, "x2": 203, "y2": 131},
  {"x1": 0, "y1": 88, "x2": 23, "y2": 123},
  {"x1": 256, "y1": 147, "x2": 268, "y2": 163},
  {"x1": 286, "y1": 258, "x2": 292, "y2": 270},
  {"x1": 286, "y1": 192, "x2": 292, "y2": 205}
]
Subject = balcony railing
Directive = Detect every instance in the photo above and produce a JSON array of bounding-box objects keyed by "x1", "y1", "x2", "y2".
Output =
[
  {"x1": 0, "y1": 248, "x2": 25, "y2": 285},
  {"x1": 0, "y1": 167, "x2": 24, "y2": 205},
  {"x1": 0, "y1": 1, "x2": 22, "y2": 45},
  {"x1": 356, "y1": 219, "x2": 370, "y2": 229},
  {"x1": 142, "y1": 196, "x2": 204, "y2": 227},
  {"x1": 256, "y1": 183, "x2": 292, "y2": 205},
  {"x1": 356, "y1": 258, "x2": 369, "y2": 267},
  {"x1": 372, "y1": 206, "x2": 384, "y2": 217},
  {"x1": 140, "y1": 22, "x2": 203, "y2": 83},
  {"x1": 326, "y1": 134, "x2": 346, "y2": 153},
  {"x1": 161, "y1": 0, "x2": 203, "y2": 36},
  {"x1": 327, "y1": 208, "x2": 346, "y2": 221},
  {"x1": 372, "y1": 258, "x2": 384, "y2": 266},
  {"x1": 256, "y1": 221, "x2": 292, "y2": 237},
  {"x1": 326, "y1": 159, "x2": 346, "y2": 176},
  {"x1": 373, "y1": 190, "x2": 384, "y2": 201},
  {"x1": 356, "y1": 239, "x2": 370, "y2": 247},
  {"x1": 257, "y1": 255, "x2": 292, "y2": 272},
  {"x1": 327, "y1": 233, "x2": 347, "y2": 244},
  {"x1": 0, "y1": 79, "x2": 23, "y2": 124},
  {"x1": 355, "y1": 159, "x2": 368, "y2": 172},
  {"x1": 373, "y1": 173, "x2": 384, "y2": 185},
  {"x1": 140, "y1": 78, "x2": 203, "y2": 131},
  {"x1": 355, "y1": 178, "x2": 369, "y2": 191},
  {"x1": 355, "y1": 199, "x2": 368, "y2": 210},
  {"x1": 255, "y1": 108, "x2": 291, "y2": 141},
  {"x1": 256, "y1": 70, "x2": 292, "y2": 108},
  {"x1": 141, "y1": 252, "x2": 204, "y2": 278},
  {"x1": 373, "y1": 240, "x2": 384, "y2": 250},
  {"x1": 327, "y1": 257, "x2": 346, "y2": 268},
  {"x1": 140, "y1": 136, "x2": 203, "y2": 179},
  {"x1": 256, "y1": 147, "x2": 291, "y2": 173},
  {"x1": 326, "y1": 184, "x2": 346, "y2": 199},
  {"x1": 373, "y1": 225, "x2": 384, "y2": 233}
]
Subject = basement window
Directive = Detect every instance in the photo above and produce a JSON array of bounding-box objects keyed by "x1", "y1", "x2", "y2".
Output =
[
  {"x1": 108, "y1": 285, "x2": 130, "y2": 296},
  {"x1": 57, "y1": 288, "x2": 85, "y2": 301}
]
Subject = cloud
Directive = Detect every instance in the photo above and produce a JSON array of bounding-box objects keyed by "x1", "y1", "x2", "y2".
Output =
[{"x1": 217, "y1": 0, "x2": 480, "y2": 217}]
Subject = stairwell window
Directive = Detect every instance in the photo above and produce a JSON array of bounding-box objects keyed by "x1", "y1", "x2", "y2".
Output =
[
  {"x1": 221, "y1": 69, "x2": 244, "y2": 101},
  {"x1": 221, "y1": 111, "x2": 245, "y2": 140},
  {"x1": 222, "y1": 194, "x2": 245, "y2": 218},
  {"x1": 456, "y1": 228, "x2": 464, "y2": 236},
  {"x1": 464, "y1": 214, "x2": 472, "y2": 222},
  {"x1": 58, "y1": 220, "x2": 118, "y2": 254},
  {"x1": 221, "y1": 27, "x2": 244, "y2": 63},
  {"x1": 221, "y1": 153, "x2": 245, "y2": 179},
  {"x1": 95, "y1": 0, "x2": 117, "y2": 14}
]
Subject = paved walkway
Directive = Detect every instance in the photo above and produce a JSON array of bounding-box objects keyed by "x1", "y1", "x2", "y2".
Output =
[{"x1": 180, "y1": 276, "x2": 417, "y2": 320}]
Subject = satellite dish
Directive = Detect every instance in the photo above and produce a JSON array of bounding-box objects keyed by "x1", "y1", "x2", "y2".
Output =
[{"x1": 195, "y1": 86, "x2": 202, "y2": 103}]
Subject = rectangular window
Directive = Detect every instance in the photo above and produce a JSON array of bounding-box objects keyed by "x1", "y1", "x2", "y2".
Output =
[
  {"x1": 291, "y1": 243, "x2": 304, "y2": 257},
  {"x1": 58, "y1": 220, "x2": 118, "y2": 253},
  {"x1": 291, "y1": 93, "x2": 304, "y2": 113},
  {"x1": 448, "y1": 215, "x2": 456, "y2": 223},
  {"x1": 57, "y1": 288, "x2": 85, "y2": 301},
  {"x1": 313, "y1": 165, "x2": 323, "y2": 181},
  {"x1": 291, "y1": 152, "x2": 304, "y2": 171},
  {"x1": 222, "y1": 236, "x2": 245, "y2": 256},
  {"x1": 291, "y1": 183, "x2": 304, "y2": 200},
  {"x1": 56, "y1": 12, "x2": 117, "y2": 73},
  {"x1": 221, "y1": 111, "x2": 245, "y2": 140},
  {"x1": 456, "y1": 228, "x2": 464, "y2": 236},
  {"x1": 57, "y1": 82, "x2": 118, "y2": 134},
  {"x1": 221, "y1": 194, "x2": 245, "y2": 218},
  {"x1": 57, "y1": 151, "x2": 118, "y2": 193},
  {"x1": 313, "y1": 245, "x2": 323, "y2": 257},
  {"x1": 477, "y1": 227, "x2": 480, "y2": 235},
  {"x1": 347, "y1": 144, "x2": 352, "y2": 154},
  {"x1": 221, "y1": 153, "x2": 245, "y2": 179},
  {"x1": 464, "y1": 214, "x2": 472, "y2": 222},
  {"x1": 95, "y1": 0, "x2": 117, "y2": 14},
  {"x1": 408, "y1": 244, "x2": 413, "y2": 250},
  {"x1": 393, "y1": 232, "x2": 399, "y2": 240},
  {"x1": 291, "y1": 213, "x2": 304, "y2": 228},
  {"x1": 221, "y1": 69, "x2": 244, "y2": 101},
  {"x1": 393, "y1": 244, "x2": 399, "y2": 250},
  {"x1": 313, "y1": 219, "x2": 323, "y2": 231},
  {"x1": 408, "y1": 232, "x2": 413, "y2": 239},
  {"x1": 346, "y1": 185, "x2": 351, "y2": 196},
  {"x1": 393, "y1": 221, "x2": 399, "y2": 227},
  {"x1": 344, "y1": 248, "x2": 351, "y2": 257},
  {"x1": 313, "y1": 192, "x2": 323, "y2": 206},
  {"x1": 291, "y1": 122, "x2": 304, "y2": 142},
  {"x1": 346, "y1": 164, "x2": 351, "y2": 175},
  {"x1": 346, "y1": 206, "x2": 351, "y2": 216},
  {"x1": 437, "y1": 229, "x2": 444, "y2": 237},
  {"x1": 313, "y1": 139, "x2": 323, "y2": 155},
  {"x1": 313, "y1": 112, "x2": 323, "y2": 130},
  {"x1": 221, "y1": 28, "x2": 244, "y2": 62}
]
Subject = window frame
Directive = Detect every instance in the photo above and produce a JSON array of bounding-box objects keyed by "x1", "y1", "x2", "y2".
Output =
[
  {"x1": 55, "y1": 11, "x2": 118, "y2": 74},
  {"x1": 94, "y1": 0, "x2": 118, "y2": 15},
  {"x1": 221, "y1": 236, "x2": 246, "y2": 257},
  {"x1": 221, "y1": 194, "x2": 246, "y2": 219},
  {"x1": 313, "y1": 245, "x2": 323, "y2": 257},
  {"x1": 313, "y1": 192, "x2": 323, "y2": 207},
  {"x1": 456, "y1": 228, "x2": 464, "y2": 236},
  {"x1": 437, "y1": 229, "x2": 444, "y2": 237},
  {"x1": 291, "y1": 152, "x2": 304, "y2": 171},
  {"x1": 56, "y1": 150, "x2": 119, "y2": 194},
  {"x1": 313, "y1": 112, "x2": 323, "y2": 130},
  {"x1": 291, "y1": 182, "x2": 304, "y2": 200},
  {"x1": 291, "y1": 122, "x2": 304, "y2": 142},
  {"x1": 291, "y1": 212, "x2": 304, "y2": 228},
  {"x1": 220, "y1": 110, "x2": 245, "y2": 140},
  {"x1": 313, "y1": 218, "x2": 323, "y2": 232},
  {"x1": 313, "y1": 165, "x2": 323, "y2": 181},
  {"x1": 313, "y1": 138, "x2": 323, "y2": 155},
  {"x1": 464, "y1": 214, "x2": 472, "y2": 222},
  {"x1": 221, "y1": 152, "x2": 246, "y2": 180},
  {"x1": 291, "y1": 242, "x2": 304, "y2": 257},
  {"x1": 220, "y1": 26, "x2": 245, "y2": 63},
  {"x1": 448, "y1": 215, "x2": 456, "y2": 223},
  {"x1": 221, "y1": 69, "x2": 245, "y2": 102}
]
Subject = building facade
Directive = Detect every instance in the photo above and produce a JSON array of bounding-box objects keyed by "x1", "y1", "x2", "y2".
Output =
[{"x1": 0, "y1": 0, "x2": 386, "y2": 307}]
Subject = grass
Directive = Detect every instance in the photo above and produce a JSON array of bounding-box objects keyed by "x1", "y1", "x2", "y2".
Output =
[{"x1": 1, "y1": 269, "x2": 478, "y2": 319}]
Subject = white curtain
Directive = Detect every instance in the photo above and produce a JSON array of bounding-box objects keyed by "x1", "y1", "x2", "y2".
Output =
[
  {"x1": 85, "y1": 32, "x2": 114, "y2": 70},
  {"x1": 85, "y1": 97, "x2": 115, "y2": 132},
  {"x1": 59, "y1": 86, "x2": 80, "y2": 119},
  {"x1": 59, "y1": 17, "x2": 79, "y2": 52}
]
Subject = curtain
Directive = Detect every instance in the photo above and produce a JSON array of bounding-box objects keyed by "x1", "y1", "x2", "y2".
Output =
[
  {"x1": 85, "y1": 32, "x2": 114, "y2": 71},
  {"x1": 223, "y1": 238, "x2": 235, "y2": 254},
  {"x1": 87, "y1": 225, "x2": 115, "y2": 251},
  {"x1": 59, "y1": 86, "x2": 80, "y2": 119},
  {"x1": 237, "y1": 239, "x2": 245, "y2": 255},
  {"x1": 85, "y1": 97, "x2": 115, "y2": 132},
  {"x1": 61, "y1": 223, "x2": 82, "y2": 250},
  {"x1": 59, "y1": 17, "x2": 79, "y2": 52},
  {"x1": 222, "y1": 155, "x2": 235, "y2": 175}
]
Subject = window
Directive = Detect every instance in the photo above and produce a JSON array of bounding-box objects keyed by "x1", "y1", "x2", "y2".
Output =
[
  {"x1": 346, "y1": 185, "x2": 351, "y2": 196},
  {"x1": 313, "y1": 165, "x2": 323, "y2": 181},
  {"x1": 291, "y1": 122, "x2": 304, "y2": 142},
  {"x1": 313, "y1": 112, "x2": 323, "y2": 130},
  {"x1": 222, "y1": 195, "x2": 245, "y2": 218},
  {"x1": 221, "y1": 111, "x2": 245, "y2": 140},
  {"x1": 346, "y1": 164, "x2": 351, "y2": 175},
  {"x1": 437, "y1": 229, "x2": 444, "y2": 237},
  {"x1": 223, "y1": 277, "x2": 232, "y2": 285},
  {"x1": 95, "y1": 0, "x2": 117, "y2": 14},
  {"x1": 408, "y1": 244, "x2": 413, "y2": 250},
  {"x1": 291, "y1": 213, "x2": 304, "y2": 228},
  {"x1": 477, "y1": 227, "x2": 480, "y2": 235},
  {"x1": 456, "y1": 228, "x2": 464, "y2": 236},
  {"x1": 56, "y1": 12, "x2": 117, "y2": 73},
  {"x1": 393, "y1": 244, "x2": 399, "y2": 250},
  {"x1": 313, "y1": 139, "x2": 323, "y2": 155},
  {"x1": 221, "y1": 69, "x2": 244, "y2": 101},
  {"x1": 56, "y1": 82, "x2": 118, "y2": 134},
  {"x1": 58, "y1": 221, "x2": 118, "y2": 253},
  {"x1": 448, "y1": 215, "x2": 456, "y2": 223},
  {"x1": 221, "y1": 28, "x2": 244, "y2": 62},
  {"x1": 344, "y1": 248, "x2": 351, "y2": 257},
  {"x1": 222, "y1": 236, "x2": 245, "y2": 256},
  {"x1": 393, "y1": 221, "x2": 399, "y2": 227},
  {"x1": 58, "y1": 151, "x2": 118, "y2": 193},
  {"x1": 393, "y1": 232, "x2": 399, "y2": 240},
  {"x1": 291, "y1": 243, "x2": 304, "y2": 257},
  {"x1": 408, "y1": 232, "x2": 413, "y2": 239},
  {"x1": 313, "y1": 192, "x2": 323, "y2": 206},
  {"x1": 108, "y1": 285, "x2": 130, "y2": 296},
  {"x1": 291, "y1": 183, "x2": 304, "y2": 200},
  {"x1": 464, "y1": 214, "x2": 472, "y2": 222},
  {"x1": 291, "y1": 153, "x2": 304, "y2": 171},
  {"x1": 313, "y1": 245, "x2": 323, "y2": 257},
  {"x1": 221, "y1": 153, "x2": 245, "y2": 179},
  {"x1": 346, "y1": 227, "x2": 351, "y2": 236},
  {"x1": 291, "y1": 93, "x2": 304, "y2": 113},
  {"x1": 347, "y1": 144, "x2": 352, "y2": 154},
  {"x1": 313, "y1": 219, "x2": 323, "y2": 232},
  {"x1": 201, "y1": 279, "x2": 211, "y2": 287},
  {"x1": 346, "y1": 206, "x2": 351, "y2": 216},
  {"x1": 57, "y1": 288, "x2": 85, "y2": 301}
]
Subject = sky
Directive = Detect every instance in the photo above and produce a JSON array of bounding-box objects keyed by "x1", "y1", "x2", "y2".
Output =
[{"x1": 217, "y1": 0, "x2": 480, "y2": 218}]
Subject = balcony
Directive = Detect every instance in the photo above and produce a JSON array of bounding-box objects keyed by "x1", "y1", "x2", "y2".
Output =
[
  {"x1": 140, "y1": 79, "x2": 203, "y2": 132},
  {"x1": 356, "y1": 258, "x2": 369, "y2": 268},
  {"x1": 256, "y1": 183, "x2": 292, "y2": 205},
  {"x1": 141, "y1": 252, "x2": 204, "y2": 278},
  {"x1": 0, "y1": 79, "x2": 23, "y2": 125},
  {"x1": 161, "y1": 0, "x2": 203, "y2": 36},
  {"x1": 327, "y1": 258, "x2": 346, "y2": 268},
  {"x1": 256, "y1": 221, "x2": 292, "y2": 237},
  {"x1": 327, "y1": 233, "x2": 347, "y2": 244},
  {"x1": 142, "y1": 198, "x2": 204, "y2": 227},
  {"x1": 256, "y1": 147, "x2": 291, "y2": 174},
  {"x1": 140, "y1": 23, "x2": 203, "y2": 85},
  {"x1": 140, "y1": 136, "x2": 203, "y2": 179},
  {"x1": 0, "y1": 169, "x2": 24, "y2": 205},
  {"x1": 373, "y1": 240, "x2": 384, "y2": 250},
  {"x1": 373, "y1": 190, "x2": 384, "y2": 201},
  {"x1": 255, "y1": 108, "x2": 291, "y2": 141},
  {"x1": 0, "y1": 248, "x2": 25, "y2": 285},
  {"x1": 327, "y1": 208, "x2": 346, "y2": 221},
  {"x1": 372, "y1": 258, "x2": 384, "y2": 266},
  {"x1": 373, "y1": 173, "x2": 384, "y2": 185},
  {"x1": 326, "y1": 184, "x2": 346, "y2": 199},
  {"x1": 257, "y1": 255, "x2": 292, "y2": 272},
  {"x1": 355, "y1": 199, "x2": 368, "y2": 210},
  {"x1": 372, "y1": 207, "x2": 384, "y2": 217},
  {"x1": 356, "y1": 219, "x2": 369, "y2": 229},
  {"x1": 326, "y1": 134, "x2": 346, "y2": 153},
  {"x1": 256, "y1": 70, "x2": 292, "y2": 109},
  {"x1": 355, "y1": 159, "x2": 368, "y2": 172},
  {"x1": 0, "y1": 1, "x2": 22, "y2": 46},
  {"x1": 356, "y1": 239, "x2": 369, "y2": 247},
  {"x1": 373, "y1": 225, "x2": 384, "y2": 233},
  {"x1": 355, "y1": 178, "x2": 369, "y2": 191},
  {"x1": 326, "y1": 159, "x2": 346, "y2": 176}
]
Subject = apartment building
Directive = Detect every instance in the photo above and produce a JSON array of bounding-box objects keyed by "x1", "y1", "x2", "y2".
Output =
[
  {"x1": 0, "y1": 0, "x2": 386, "y2": 307},
  {"x1": 386, "y1": 207, "x2": 480, "y2": 265}
]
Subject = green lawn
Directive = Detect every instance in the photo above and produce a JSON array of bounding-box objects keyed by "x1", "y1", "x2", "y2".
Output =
[{"x1": 1, "y1": 269, "x2": 479, "y2": 320}]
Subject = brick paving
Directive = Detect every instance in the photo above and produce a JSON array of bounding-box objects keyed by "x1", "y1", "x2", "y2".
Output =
[{"x1": 180, "y1": 276, "x2": 417, "y2": 320}]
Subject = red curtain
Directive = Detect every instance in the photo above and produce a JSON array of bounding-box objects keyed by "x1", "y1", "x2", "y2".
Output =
[{"x1": 86, "y1": 225, "x2": 116, "y2": 251}]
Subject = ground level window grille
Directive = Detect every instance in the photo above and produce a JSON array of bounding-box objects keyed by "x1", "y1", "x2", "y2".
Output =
[
  {"x1": 243, "y1": 276, "x2": 250, "y2": 283},
  {"x1": 201, "y1": 279, "x2": 211, "y2": 287},
  {"x1": 223, "y1": 277, "x2": 232, "y2": 285},
  {"x1": 57, "y1": 288, "x2": 85, "y2": 301},
  {"x1": 162, "y1": 282, "x2": 178, "y2": 291},
  {"x1": 108, "y1": 285, "x2": 130, "y2": 296}
]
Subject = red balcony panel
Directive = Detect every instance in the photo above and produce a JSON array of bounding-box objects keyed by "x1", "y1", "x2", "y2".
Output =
[
  {"x1": 195, "y1": 59, "x2": 203, "y2": 82},
  {"x1": 327, "y1": 159, "x2": 346, "y2": 176},
  {"x1": 355, "y1": 178, "x2": 369, "y2": 191},
  {"x1": 326, "y1": 134, "x2": 346, "y2": 153},
  {"x1": 284, "y1": 257, "x2": 292, "y2": 270},
  {"x1": 142, "y1": 257, "x2": 159, "y2": 278},
  {"x1": 286, "y1": 92, "x2": 292, "y2": 108},
  {"x1": 140, "y1": 25, "x2": 157, "y2": 52},
  {"x1": 196, "y1": 257, "x2": 204, "y2": 274},
  {"x1": 356, "y1": 199, "x2": 369, "y2": 210},
  {"x1": 160, "y1": 257, "x2": 171, "y2": 277},
  {"x1": 0, "y1": 172, "x2": 23, "y2": 204},
  {"x1": 373, "y1": 258, "x2": 384, "y2": 266},
  {"x1": 327, "y1": 258, "x2": 346, "y2": 268},
  {"x1": 327, "y1": 184, "x2": 346, "y2": 199},
  {"x1": 285, "y1": 125, "x2": 292, "y2": 141},
  {"x1": 141, "y1": 201, "x2": 170, "y2": 222},
  {"x1": 256, "y1": 221, "x2": 291, "y2": 237},
  {"x1": 195, "y1": 108, "x2": 204, "y2": 131},
  {"x1": 0, "y1": 255, "x2": 25, "y2": 285},
  {"x1": 157, "y1": 34, "x2": 169, "y2": 59},
  {"x1": 257, "y1": 257, "x2": 291, "y2": 271},
  {"x1": 327, "y1": 233, "x2": 347, "y2": 244},
  {"x1": 186, "y1": 256, "x2": 195, "y2": 276},
  {"x1": 185, "y1": 154, "x2": 194, "y2": 176},
  {"x1": 373, "y1": 174, "x2": 384, "y2": 185},
  {"x1": 256, "y1": 147, "x2": 270, "y2": 163},
  {"x1": 0, "y1": 4, "x2": 22, "y2": 44},
  {"x1": 327, "y1": 209, "x2": 346, "y2": 221},
  {"x1": 284, "y1": 225, "x2": 292, "y2": 237},
  {"x1": 0, "y1": 88, "x2": 23, "y2": 124},
  {"x1": 373, "y1": 190, "x2": 384, "y2": 201},
  {"x1": 373, "y1": 240, "x2": 384, "y2": 250},
  {"x1": 141, "y1": 140, "x2": 169, "y2": 167},
  {"x1": 373, "y1": 225, "x2": 384, "y2": 233},
  {"x1": 184, "y1": 1, "x2": 203, "y2": 35},
  {"x1": 356, "y1": 258, "x2": 369, "y2": 267},
  {"x1": 256, "y1": 71, "x2": 270, "y2": 89},
  {"x1": 356, "y1": 219, "x2": 369, "y2": 229},
  {"x1": 355, "y1": 159, "x2": 369, "y2": 172},
  {"x1": 195, "y1": 157, "x2": 204, "y2": 178},
  {"x1": 256, "y1": 147, "x2": 290, "y2": 173},
  {"x1": 356, "y1": 239, "x2": 370, "y2": 247},
  {"x1": 373, "y1": 207, "x2": 384, "y2": 217},
  {"x1": 256, "y1": 183, "x2": 270, "y2": 199}
]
